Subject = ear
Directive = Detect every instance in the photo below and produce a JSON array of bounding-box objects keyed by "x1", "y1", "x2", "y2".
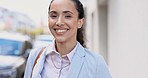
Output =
[{"x1": 78, "y1": 18, "x2": 84, "y2": 28}]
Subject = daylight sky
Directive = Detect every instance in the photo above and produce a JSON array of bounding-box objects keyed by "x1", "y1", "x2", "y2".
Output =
[{"x1": 0, "y1": 0, "x2": 51, "y2": 26}]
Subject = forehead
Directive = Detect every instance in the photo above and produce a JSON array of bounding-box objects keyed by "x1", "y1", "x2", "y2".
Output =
[
  {"x1": 51, "y1": 0, "x2": 75, "y2": 6},
  {"x1": 50, "y1": 0, "x2": 77, "y2": 13}
]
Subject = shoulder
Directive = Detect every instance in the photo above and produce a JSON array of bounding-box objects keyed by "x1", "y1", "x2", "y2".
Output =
[
  {"x1": 24, "y1": 47, "x2": 45, "y2": 78},
  {"x1": 82, "y1": 48, "x2": 108, "y2": 68},
  {"x1": 83, "y1": 48, "x2": 112, "y2": 77},
  {"x1": 83, "y1": 48, "x2": 105, "y2": 62},
  {"x1": 27, "y1": 47, "x2": 46, "y2": 62},
  {"x1": 76, "y1": 43, "x2": 106, "y2": 64},
  {"x1": 29, "y1": 47, "x2": 43, "y2": 58}
]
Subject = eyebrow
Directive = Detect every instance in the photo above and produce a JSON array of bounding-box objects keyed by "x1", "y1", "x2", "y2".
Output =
[
  {"x1": 49, "y1": 11, "x2": 57, "y2": 14},
  {"x1": 49, "y1": 10, "x2": 74, "y2": 14},
  {"x1": 63, "y1": 11, "x2": 73, "y2": 14}
]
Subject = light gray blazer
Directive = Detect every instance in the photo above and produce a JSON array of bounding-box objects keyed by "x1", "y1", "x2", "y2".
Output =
[{"x1": 24, "y1": 43, "x2": 112, "y2": 78}]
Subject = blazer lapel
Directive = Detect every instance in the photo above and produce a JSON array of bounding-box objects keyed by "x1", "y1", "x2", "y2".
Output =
[
  {"x1": 32, "y1": 48, "x2": 47, "y2": 78},
  {"x1": 68, "y1": 43, "x2": 85, "y2": 78}
]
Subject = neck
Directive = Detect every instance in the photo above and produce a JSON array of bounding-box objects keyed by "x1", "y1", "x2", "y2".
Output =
[{"x1": 55, "y1": 40, "x2": 77, "y2": 55}]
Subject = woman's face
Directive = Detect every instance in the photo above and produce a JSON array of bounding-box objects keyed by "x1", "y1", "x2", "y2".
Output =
[{"x1": 48, "y1": 0, "x2": 83, "y2": 43}]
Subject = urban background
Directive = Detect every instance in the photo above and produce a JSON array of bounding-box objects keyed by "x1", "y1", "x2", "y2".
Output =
[{"x1": 0, "y1": 0, "x2": 148, "y2": 78}]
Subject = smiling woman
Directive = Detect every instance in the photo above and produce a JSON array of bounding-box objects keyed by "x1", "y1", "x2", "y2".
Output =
[{"x1": 24, "y1": 0, "x2": 112, "y2": 78}]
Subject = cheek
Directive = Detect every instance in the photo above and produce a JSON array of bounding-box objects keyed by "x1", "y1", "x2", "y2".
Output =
[
  {"x1": 70, "y1": 21, "x2": 79, "y2": 29},
  {"x1": 48, "y1": 19, "x2": 55, "y2": 27},
  {"x1": 48, "y1": 22, "x2": 54, "y2": 32},
  {"x1": 48, "y1": 22, "x2": 52, "y2": 27}
]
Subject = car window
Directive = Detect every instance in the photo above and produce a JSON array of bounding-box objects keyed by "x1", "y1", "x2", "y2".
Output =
[{"x1": 0, "y1": 39, "x2": 23, "y2": 56}]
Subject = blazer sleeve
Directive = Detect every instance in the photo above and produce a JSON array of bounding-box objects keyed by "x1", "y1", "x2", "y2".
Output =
[{"x1": 95, "y1": 55, "x2": 112, "y2": 78}]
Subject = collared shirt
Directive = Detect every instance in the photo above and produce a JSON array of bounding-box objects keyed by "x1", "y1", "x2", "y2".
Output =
[{"x1": 41, "y1": 40, "x2": 78, "y2": 78}]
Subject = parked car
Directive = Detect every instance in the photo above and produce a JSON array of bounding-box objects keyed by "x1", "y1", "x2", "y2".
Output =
[
  {"x1": 33, "y1": 34, "x2": 54, "y2": 48},
  {"x1": 0, "y1": 32, "x2": 32, "y2": 78}
]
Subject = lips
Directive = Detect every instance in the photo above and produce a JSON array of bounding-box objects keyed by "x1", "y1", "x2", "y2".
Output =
[{"x1": 53, "y1": 28, "x2": 69, "y2": 35}]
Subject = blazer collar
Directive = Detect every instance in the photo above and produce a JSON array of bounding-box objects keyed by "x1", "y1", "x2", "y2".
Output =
[
  {"x1": 32, "y1": 42, "x2": 86, "y2": 78},
  {"x1": 68, "y1": 42, "x2": 86, "y2": 78}
]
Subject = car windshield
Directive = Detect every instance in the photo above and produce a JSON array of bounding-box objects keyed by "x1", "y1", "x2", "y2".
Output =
[{"x1": 0, "y1": 39, "x2": 23, "y2": 56}]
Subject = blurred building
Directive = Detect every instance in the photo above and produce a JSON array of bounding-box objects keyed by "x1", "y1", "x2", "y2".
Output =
[
  {"x1": 0, "y1": 7, "x2": 35, "y2": 33},
  {"x1": 81, "y1": 0, "x2": 148, "y2": 78}
]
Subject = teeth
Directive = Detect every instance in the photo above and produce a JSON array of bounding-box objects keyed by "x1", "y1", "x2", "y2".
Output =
[{"x1": 56, "y1": 30, "x2": 67, "y2": 33}]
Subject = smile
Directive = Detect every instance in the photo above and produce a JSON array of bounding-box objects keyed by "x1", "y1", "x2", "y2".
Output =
[{"x1": 55, "y1": 29, "x2": 68, "y2": 33}]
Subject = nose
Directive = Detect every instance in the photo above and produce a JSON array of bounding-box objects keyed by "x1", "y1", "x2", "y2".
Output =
[{"x1": 56, "y1": 16, "x2": 64, "y2": 26}]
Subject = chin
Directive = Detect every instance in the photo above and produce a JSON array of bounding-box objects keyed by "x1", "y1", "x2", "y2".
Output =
[{"x1": 55, "y1": 37, "x2": 66, "y2": 43}]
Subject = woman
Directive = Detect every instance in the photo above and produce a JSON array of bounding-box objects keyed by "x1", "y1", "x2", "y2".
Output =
[{"x1": 24, "y1": 0, "x2": 112, "y2": 78}]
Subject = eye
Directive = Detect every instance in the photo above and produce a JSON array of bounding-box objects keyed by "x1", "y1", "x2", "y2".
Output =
[
  {"x1": 65, "y1": 15, "x2": 72, "y2": 18},
  {"x1": 50, "y1": 15, "x2": 57, "y2": 18},
  {"x1": 49, "y1": 14, "x2": 58, "y2": 19}
]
